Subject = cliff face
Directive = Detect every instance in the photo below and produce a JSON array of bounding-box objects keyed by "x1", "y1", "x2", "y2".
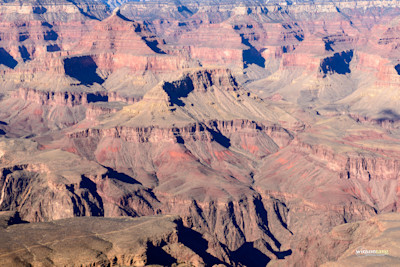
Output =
[
  {"x1": 0, "y1": 139, "x2": 162, "y2": 222},
  {"x1": 1, "y1": 0, "x2": 398, "y2": 116},
  {"x1": 107, "y1": 0, "x2": 400, "y2": 119},
  {"x1": 0, "y1": 213, "x2": 221, "y2": 266},
  {"x1": 53, "y1": 69, "x2": 397, "y2": 265},
  {"x1": 279, "y1": 212, "x2": 400, "y2": 266},
  {"x1": 2, "y1": 62, "x2": 400, "y2": 265},
  {"x1": 0, "y1": 1, "x2": 197, "y2": 96}
]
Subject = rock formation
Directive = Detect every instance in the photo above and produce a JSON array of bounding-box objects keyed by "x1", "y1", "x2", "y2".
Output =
[{"x1": 0, "y1": 212, "x2": 217, "y2": 266}]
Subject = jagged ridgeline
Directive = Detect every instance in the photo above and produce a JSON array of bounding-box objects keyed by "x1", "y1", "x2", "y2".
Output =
[
  {"x1": 0, "y1": 0, "x2": 400, "y2": 266},
  {"x1": 0, "y1": 0, "x2": 111, "y2": 20}
]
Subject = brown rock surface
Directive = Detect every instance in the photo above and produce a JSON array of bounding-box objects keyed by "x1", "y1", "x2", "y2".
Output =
[
  {"x1": 271, "y1": 212, "x2": 400, "y2": 266},
  {"x1": 0, "y1": 214, "x2": 214, "y2": 266},
  {"x1": 321, "y1": 213, "x2": 400, "y2": 266}
]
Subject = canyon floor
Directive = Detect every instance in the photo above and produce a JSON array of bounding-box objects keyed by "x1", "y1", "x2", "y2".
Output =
[{"x1": 1, "y1": 0, "x2": 400, "y2": 266}]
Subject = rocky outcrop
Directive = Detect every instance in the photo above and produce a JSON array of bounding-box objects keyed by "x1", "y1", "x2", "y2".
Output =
[
  {"x1": 0, "y1": 1, "x2": 199, "y2": 96},
  {"x1": 320, "y1": 50, "x2": 354, "y2": 77},
  {"x1": 12, "y1": 87, "x2": 141, "y2": 107},
  {"x1": 0, "y1": 138, "x2": 294, "y2": 265},
  {"x1": 0, "y1": 140, "x2": 160, "y2": 221},
  {"x1": 0, "y1": 214, "x2": 220, "y2": 266},
  {"x1": 321, "y1": 213, "x2": 400, "y2": 266},
  {"x1": 13, "y1": 88, "x2": 101, "y2": 106},
  {"x1": 270, "y1": 213, "x2": 400, "y2": 266},
  {"x1": 177, "y1": 24, "x2": 246, "y2": 67},
  {"x1": 0, "y1": 0, "x2": 110, "y2": 22},
  {"x1": 68, "y1": 119, "x2": 291, "y2": 158},
  {"x1": 74, "y1": 12, "x2": 194, "y2": 73},
  {"x1": 291, "y1": 136, "x2": 400, "y2": 182}
]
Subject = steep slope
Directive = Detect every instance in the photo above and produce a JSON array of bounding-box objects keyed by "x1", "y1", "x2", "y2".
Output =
[
  {"x1": 0, "y1": 3, "x2": 197, "y2": 137},
  {"x1": 115, "y1": 0, "x2": 400, "y2": 122},
  {"x1": 3, "y1": 54, "x2": 400, "y2": 266},
  {"x1": 0, "y1": 0, "x2": 110, "y2": 22},
  {"x1": 271, "y1": 212, "x2": 400, "y2": 266},
  {"x1": 49, "y1": 67, "x2": 399, "y2": 265},
  {"x1": 0, "y1": 212, "x2": 217, "y2": 266},
  {"x1": 0, "y1": 0, "x2": 194, "y2": 96},
  {"x1": 321, "y1": 213, "x2": 400, "y2": 266},
  {"x1": 0, "y1": 138, "x2": 160, "y2": 221},
  {"x1": 22, "y1": 68, "x2": 296, "y2": 264}
]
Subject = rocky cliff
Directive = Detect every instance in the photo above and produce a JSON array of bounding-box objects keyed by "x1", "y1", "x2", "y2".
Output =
[{"x1": 0, "y1": 212, "x2": 219, "y2": 266}]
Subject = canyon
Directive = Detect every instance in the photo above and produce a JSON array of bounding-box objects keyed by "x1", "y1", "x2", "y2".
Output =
[{"x1": 1, "y1": 0, "x2": 400, "y2": 266}]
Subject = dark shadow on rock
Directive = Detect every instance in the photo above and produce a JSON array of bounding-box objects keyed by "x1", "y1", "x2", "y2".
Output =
[
  {"x1": 177, "y1": 223, "x2": 224, "y2": 266},
  {"x1": 19, "y1": 46, "x2": 31, "y2": 62},
  {"x1": 115, "y1": 9, "x2": 132, "y2": 22},
  {"x1": 176, "y1": 135, "x2": 185, "y2": 144},
  {"x1": 376, "y1": 109, "x2": 400, "y2": 123},
  {"x1": 79, "y1": 176, "x2": 104, "y2": 216},
  {"x1": 294, "y1": 33, "x2": 304, "y2": 42},
  {"x1": 65, "y1": 0, "x2": 101, "y2": 21},
  {"x1": 177, "y1": 5, "x2": 193, "y2": 16},
  {"x1": 206, "y1": 125, "x2": 231, "y2": 149},
  {"x1": 272, "y1": 200, "x2": 292, "y2": 234},
  {"x1": 172, "y1": 128, "x2": 185, "y2": 144},
  {"x1": 33, "y1": 6, "x2": 47, "y2": 14},
  {"x1": 0, "y1": 129, "x2": 5, "y2": 135},
  {"x1": 44, "y1": 30, "x2": 58, "y2": 41},
  {"x1": 325, "y1": 41, "x2": 334, "y2": 51},
  {"x1": 232, "y1": 242, "x2": 271, "y2": 267},
  {"x1": 0, "y1": 48, "x2": 18, "y2": 69},
  {"x1": 253, "y1": 197, "x2": 281, "y2": 250},
  {"x1": 130, "y1": 17, "x2": 166, "y2": 54},
  {"x1": 240, "y1": 34, "x2": 265, "y2": 68},
  {"x1": 41, "y1": 22, "x2": 53, "y2": 28},
  {"x1": 395, "y1": 64, "x2": 400, "y2": 75},
  {"x1": 47, "y1": 44, "x2": 61, "y2": 52},
  {"x1": 320, "y1": 50, "x2": 353, "y2": 77},
  {"x1": 141, "y1": 37, "x2": 166, "y2": 54},
  {"x1": 19, "y1": 33, "x2": 29, "y2": 42},
  {"x1": 86, "y1": 93, "x2": 108, "y2": 103},
  {"x1": 146, "y1": 241, "x2": 177, "y2": 266},
  {"x1": 163, "y1": 76, "x2": 195, "y2": 106},
  {"x1": 276, "y1": 249, "x2": 292, "y2": 259},
  {"x1": 103, "y1": 166, "x2": 141, "y2": 185},
  {"x1": 64, "y1": 56, "x2": 104, "y2": 85},
  {"x1": 323, "y1": 37, "x2": 335, "y2": 51},
  {"x1": 261, "y1": 238, "x2": 292, "y2": 260},
  {"x1": 9, "y1": 213, "x2": 29, "y2": 225},
  {"x1": 0, "y1": 212, "x2": 29, "y2": 228}
]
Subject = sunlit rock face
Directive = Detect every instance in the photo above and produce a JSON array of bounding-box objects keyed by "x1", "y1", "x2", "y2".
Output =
[{"x1": 1, "y1": 0, "x2": 400, "y2": 266}]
